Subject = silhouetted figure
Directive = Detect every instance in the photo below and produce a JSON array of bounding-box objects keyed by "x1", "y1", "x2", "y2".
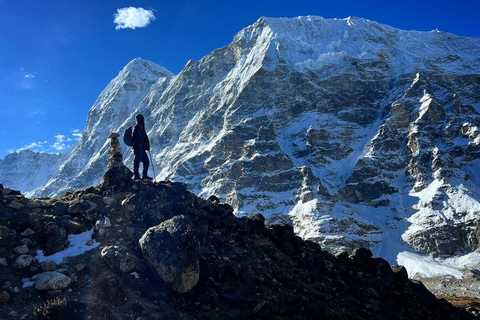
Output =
[{"x1": 132, "y1": 114, "x2": 152, "y2": 181}]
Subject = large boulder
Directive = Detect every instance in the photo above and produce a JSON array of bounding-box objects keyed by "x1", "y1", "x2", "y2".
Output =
[
  {"x1": 139, "y1": 215, "x2": 200, "y2": 293},
  {"x1": 101, "y1": 163, "x2": 133, "y2": 188}
]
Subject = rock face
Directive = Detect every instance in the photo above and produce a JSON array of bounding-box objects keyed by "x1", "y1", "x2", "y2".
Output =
[
  {"x1": 0, "y1": 150, "x2": 61, "y2": 195},
  {"x1": 2, "y1": 16, "x2": 480, "y2": 266},
  {"x1": 0, "y1": 177, "x2": 477, "y2": 319},
  {"x1": 139, "y1": 215, "x2": 200, "y2": 293}
]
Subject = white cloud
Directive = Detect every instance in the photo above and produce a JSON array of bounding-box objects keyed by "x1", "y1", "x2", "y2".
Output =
[
  {"x1": 114, "y1": 7, "x2": 156, "y2": 30},
  {"x1": 9, "y1": 141, "x2": 48, "y2": 154},
  {"x1": 25, "y1": 74, "x2": 35, "y2": 78},
  {"x1": 71, "y1": 129, "x2": 82, "y2": 140},
  {"x1": 51, "y1": 134, "x2": 68, "y2": 151}
]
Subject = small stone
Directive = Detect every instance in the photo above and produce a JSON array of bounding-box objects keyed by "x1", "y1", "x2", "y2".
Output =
[
  {"x1": 41, "y1": 261, "x2": 57, "y2": 271},
  {"x1": 13, "y1": 255, "x2": 33, "y2": 269},
  {"x1": 27, "y1": 201, "x2": 41, "y2": 209},
  {"x1": 1, "y1": 281, "x2": 11, "y2": 289},
  {"x1": 103, "y1": 197, "x2": 116, "y2": 206},
  {"x1": 0, "y1": 226, "x2": 8, "y2": 237},
  {"x1": 103, "y1": 217, "x2": 112, "y2": 228},
  {"x1": 119, "y1": 253, "x2": 139, "y2": 274},
  {"x1": 21, "y1": 228, "x2": 35, "y2": 237},
  {"x1": 19, "y1": 290, "x2": 32, "y2": 301},
  {"x1": 74, "y1": 263, "x2": 87, "y2": 272},
  {"x1": 86, "y1": 240, "x2": 94, "y2": 246},
  {"x1": 35, "y1": 271, "x2": 72, "y2": 290},
  {"x1": 0, "y1": 291, "x2": 10, "y2": 303},
  {"x1": 7, "y1": 200, "x2": 24, "y2": 210},
  {"x1": 14, "y1": 245, "x2": 29, "y2": 255},
  {"x1": 0, "y1": 258, "x2": 7, "y2": 266},
  {"x1": 95, "y1": 219, "x2": 103, "y2": 231},
  {"x1": 20, "y1": 238, "x2": 32, "y2": 245},
  {"x1": 40, "y1": 200, "x2": 50, "y2": 207}
]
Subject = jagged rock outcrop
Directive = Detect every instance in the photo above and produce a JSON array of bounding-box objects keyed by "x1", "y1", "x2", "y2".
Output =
[{"x1": 0, "y1": 171, "x2": 478, "y2": 319}]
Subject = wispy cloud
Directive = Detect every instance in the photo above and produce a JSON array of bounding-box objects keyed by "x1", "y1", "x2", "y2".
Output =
[
  {"x1": 9, "y1": 130, "x2": 83, "y2": 155},
  {"x1": 71, "y1": 129, "x2": 82, "y2": 140},
  {"x1": 9, "y1": 141, "x2": 49, "y2": 154},
  {"x1": 24, "y1": 74, "x2": 35, "y2": 78},
  {"x1": 114, "y1": 7, "x2": 156, "y2": 30},
  {"x1": 51, "y1": 134, "x2": 68, "y2": 151},
  {"x1": 29, "y1": 110, "x2": 46, "y2": 118}
]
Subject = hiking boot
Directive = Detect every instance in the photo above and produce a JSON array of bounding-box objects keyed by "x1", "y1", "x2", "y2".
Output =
[
  {"x1": 133, "y1": 175, "x2": 141, "y2": 180},
  {"x1": 142, "y1": 175, "x2": 153, "y2": 181}
]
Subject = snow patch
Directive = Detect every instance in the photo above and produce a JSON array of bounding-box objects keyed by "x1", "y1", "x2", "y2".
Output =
[
  {"x1": 397, "y1": 251, "x2": 480, "y2": 278},
  {"x1": 35, "y1": 229, "x2": 100, "y2": 265}
]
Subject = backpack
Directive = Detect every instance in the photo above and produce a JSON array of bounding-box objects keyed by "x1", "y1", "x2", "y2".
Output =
[{"x1": 123, "y1": 126, "x2": 133, "y2": 146}]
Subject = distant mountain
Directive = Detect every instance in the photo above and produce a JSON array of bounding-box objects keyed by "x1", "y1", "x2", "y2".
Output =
[
  {"x1": 0, "y1": 150, "x2": 62, "y2": 196},
  {"x1": 2, "y1": 16, "x2": 480, "y2": 271}
]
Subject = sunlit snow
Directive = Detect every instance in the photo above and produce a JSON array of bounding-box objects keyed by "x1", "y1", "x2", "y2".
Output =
[{"x1": 35, "y1": 229, "x2": 100, "y2": 265}]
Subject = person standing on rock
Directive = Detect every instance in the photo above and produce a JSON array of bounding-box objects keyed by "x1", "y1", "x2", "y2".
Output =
[{"x1": 132, "y1": 114, "x2": 153, "y2": 181}]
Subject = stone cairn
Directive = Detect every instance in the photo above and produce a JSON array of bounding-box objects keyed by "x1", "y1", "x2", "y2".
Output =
[
  {"x1": 107, "y1": 133, "x2": 123, "y2": 169},
  {"x1": 102, "y1": 133, "x2": 133, "y2": 187}
]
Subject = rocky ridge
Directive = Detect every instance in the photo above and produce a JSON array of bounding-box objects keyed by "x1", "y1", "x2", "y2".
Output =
[{"x1": 0, "y1": 136, "x2": 478, "y2": 319}]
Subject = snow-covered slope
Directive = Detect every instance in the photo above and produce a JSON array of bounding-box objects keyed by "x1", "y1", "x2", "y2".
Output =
[
  {"x1": 0, "y1": 150, "x2": 62, "y2": 195},
  {"x1": 2, "y1": 16, "x2": 480, "y2": 277},
  {"x1": 32, "y1": 58, "x2": 174, "y2": 197}
]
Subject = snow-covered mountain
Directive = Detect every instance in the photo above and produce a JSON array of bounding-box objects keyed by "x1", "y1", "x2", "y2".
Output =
[
  {"x1": 2, "y1": 16, "x2": 480, "y2": 273},
  {"x1": 30, "y1": 58, "x2": 174, "y2": 197},
  {"x1": 0, "y1": 150, "x2": 62, "y2": 194}
]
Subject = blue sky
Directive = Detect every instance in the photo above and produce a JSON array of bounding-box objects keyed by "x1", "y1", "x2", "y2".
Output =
[{"x1": 0, "y1": 0, "x2": 479, "y2": 159}]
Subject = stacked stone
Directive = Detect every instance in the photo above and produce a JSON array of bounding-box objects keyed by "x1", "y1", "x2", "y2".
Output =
[{"x1": 107, "y1": 133, "x2": 123, "y2": 169}]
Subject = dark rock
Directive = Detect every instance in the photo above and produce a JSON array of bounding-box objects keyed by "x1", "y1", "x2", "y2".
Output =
[
  {"x1": 139, "y1": 215, "x2": 200, "y2": 293},
  {"x1": 101, "y1": 163, "x2": 133, "y2": 189},
  {"x1": 349, "y1": 247, "x2": 373, "y2": 271},
  {"x1": 245, "y1": 213, "x2": 265, "y2": 228},
  {"x1": 13, "y1": 254, "x2": 34, "y2": 269},
  {"x1": 67, "y1": 200, "x2": 97, "y2": 214},
  {"x1": 100, "y1": 245, "x2": 139, "y2": 274},
  {"x1": 391, "y1": 265, "x2": 409, "y2": 281},
  {"x1": 367, "y1": 258, "x2": 395, "y2": 289},
  {"x1": 0, "y1": 291, "x2": 10, "y2": 304}
]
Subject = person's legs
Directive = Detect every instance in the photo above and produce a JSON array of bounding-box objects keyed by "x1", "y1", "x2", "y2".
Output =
[
  {"x1": 133, "y1": 148, "x2": 143, "y2": 179},
  {"x1": 141, "y1": 150, "x2": 150, "y2": 179}
]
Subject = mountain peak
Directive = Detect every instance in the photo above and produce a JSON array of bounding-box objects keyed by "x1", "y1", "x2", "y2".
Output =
[{"x1": 121, "y1": 57, "x2": 175, "y2": 78}]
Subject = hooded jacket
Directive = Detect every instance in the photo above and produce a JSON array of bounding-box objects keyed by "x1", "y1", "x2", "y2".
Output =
[{"x1": 132, "y1": 121, "x2": 150, "y2": 150}]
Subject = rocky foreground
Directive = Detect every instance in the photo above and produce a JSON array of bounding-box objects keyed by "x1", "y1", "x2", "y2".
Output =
[{"x1": 0, "y1": 152, "x2": 478, "y2": 319}]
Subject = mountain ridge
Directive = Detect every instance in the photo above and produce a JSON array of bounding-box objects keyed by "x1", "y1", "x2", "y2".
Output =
[{"x1": 1, "y1": 16, "x2": 480, "y2": 277}]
